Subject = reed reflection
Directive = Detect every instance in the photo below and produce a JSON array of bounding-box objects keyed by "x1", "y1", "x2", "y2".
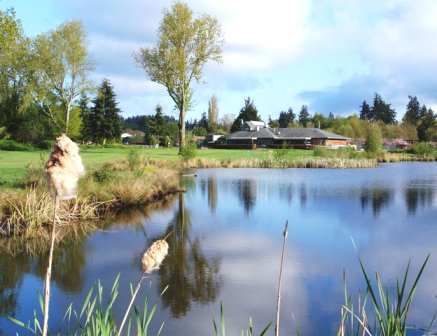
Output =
[
  {"x1": 360, "y1": 186, "x2": 393, "y2": 216},
  {"x1": 157, "y1": 193, "x2": 221, "y2": 317}
]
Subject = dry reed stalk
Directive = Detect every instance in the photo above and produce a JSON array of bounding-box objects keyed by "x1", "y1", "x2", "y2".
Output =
[
  {"x1": 275, "y1": 221, "x2": 288, "y2": 336},
  {"x1": 42, "y1": 134, "x2": 84, "y2": 336},
  {"x1": 117, "y1": 238, "x2": 169, "y2": 336},
  {"x1": 340, "y1": 306, "x2": 372, "y2": 336}
]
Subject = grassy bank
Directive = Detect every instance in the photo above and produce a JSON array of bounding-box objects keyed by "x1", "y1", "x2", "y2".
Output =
[{"x1": 0, "y1": 151, "x2": 181, "y2": 238}]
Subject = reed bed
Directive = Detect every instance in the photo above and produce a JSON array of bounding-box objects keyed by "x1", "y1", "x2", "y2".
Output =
[
  {"x1": 183, "y1": 156, "x2": 378, "y2": 169},
  {"x1": 0, "y1": 188, "x2": 104, "y2": 238}
]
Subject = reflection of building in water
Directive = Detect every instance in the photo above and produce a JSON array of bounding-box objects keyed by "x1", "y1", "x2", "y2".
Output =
[
  {"x1": 235, "y1": 179, "x2": 257, "y2": 214},
  {"x1": 158, "y1": 193, "x2": 222, "y2": 317},
  {"x1": 405, "y1": 180, "x2": 436, "y2": 215},
  {"x1": 360, "y1": 187, "x2": 393, "y2": 216}
]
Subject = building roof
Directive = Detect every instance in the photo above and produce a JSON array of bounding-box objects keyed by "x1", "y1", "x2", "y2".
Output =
[
  {"x1": 226, "y1": 122, "x2": 350, "y2": 141},
  {"x1": 227, "y1": 127, "x2": 277, "y2": 139},
  {"x1": 275, "y1": 128, "x2": 350, "y2": 140}
]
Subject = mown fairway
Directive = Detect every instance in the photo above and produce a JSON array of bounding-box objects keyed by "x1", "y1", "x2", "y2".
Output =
[{"x1": 0, "y1": 146, "x2": 313, "y2": 183}]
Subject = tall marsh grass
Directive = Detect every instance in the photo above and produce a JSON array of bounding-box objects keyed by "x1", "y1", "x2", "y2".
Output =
[{"x1": 340, "y1": 255, "x2": 431, "y2": 336}]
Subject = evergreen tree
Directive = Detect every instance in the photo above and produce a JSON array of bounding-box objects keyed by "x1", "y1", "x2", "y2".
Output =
[
  {"x1": 371, "y1": 93, "x2": 396, "y2": 124},
  {"x1": 403, "y1": 95, "x2": 421, "y2": 126},
  {"x1": 79, "y1": 92, "x2": 92, "y2": 141},
  {"x1": 230, "y1": 97, "x2": 261, "y2": 132},
  {"x1": 88, "y1": 79, "x2": 121, "y2": 144},
  {"x1": 359, "y1": 100, "x2": 372, "y2": 120},
  {"x1": 149, "y1": 104, "x2": 166, "y2": 139},
  {"x1": 278, "y1": 107, "x2": 295, "y2": 128},
  {"x1": 417, "y1": 107, "x2": 437, "y2": 141},
  {"x1": 298, "y1": 105, "x2": 310, "y2": 127},
  {"x1": 199, "y1": 112, "x2": 209, "y2": 130}
]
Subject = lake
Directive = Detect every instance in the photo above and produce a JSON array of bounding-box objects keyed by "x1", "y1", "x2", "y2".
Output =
[{"x1": 1, "y1": 162, "x2": 437, "y2": 335}]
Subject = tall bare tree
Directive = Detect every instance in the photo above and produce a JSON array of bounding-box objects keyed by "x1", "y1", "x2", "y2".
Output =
[
  {"x1": 31, "y1": 20, "x2": 93, "y2": 134},
  {"x1": 208, "y1": 94, "x2": 218, "y2": 132},
  {"x1": 135, "y1": 1, "x2": 224, "y2": 150}
]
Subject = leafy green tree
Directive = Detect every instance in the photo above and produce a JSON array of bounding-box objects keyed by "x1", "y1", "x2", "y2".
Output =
[
  {"x1": 0, "y1": 8, "x2": 32, "y2": 140},
  {"x1": 364, "y1": 123, "x2": 383, "y2": 154},
  {"x1": 31, "y1": 20, "x2": 93, "y2": 134},
  {"x1": 298, "y1": 105, "x2": 310, "y2": 127},
  {"x1": 359, "y1": 100, "x2": 372, "y2": 121},
  {"x1": 207, "y1": 94, "x2": 219, "y2": 132},
  {"x1": 88, "y1": 79, "x2": 122, "y2": 144},
  {"x1": 403, "y1": 95, "x2": 421, "y2": 126},
  {"x1": 268, "y1": 115, "x2": 280, "y2": 128},
  {"x1": 135, "y1": 1, "x2": 224, "y2": 150},
  {"x1": 371, "y1": 93, "x2": 396, "y2": 124},
  {"x1": 278, "y1": 107, "x2": 295, "y2": 127},
  {"x1": 312, "y1": 112, "x2": 327, "y2": 129},
  {"x1": 230, "y1": 97, "x2": 261, "y2": 132}
]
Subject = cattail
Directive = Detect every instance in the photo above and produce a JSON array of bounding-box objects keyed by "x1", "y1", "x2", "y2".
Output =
[
  {"x1": 44, "y1": 133, "x2": 85, "y2": 200},
  {"x1": 141, "y1": 239, "x2": 169, "y2": 273}
]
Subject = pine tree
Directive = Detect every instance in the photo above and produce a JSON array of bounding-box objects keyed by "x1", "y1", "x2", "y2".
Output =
[
  {"x1": 89, "y1": 79, "x2": 122, "y2": 144},
  {"x1": 78, "y1": 92, "x2": 92, "y2": 141},
  {"x1": 230, "y1": 97, "x2": 261, "y2": 132},
  {"x1": 371, "y1": 93, "x2": 396, "y2": 124},
  {"x1": 278, "y1": 107, "x2": 295, "y2": 128},
  {"x1": 298, "y1": 105, "x2": 310, "y2": 127},
  {"x1": 149, "y1": 104, "x2": 166, "y2": 139},
  {"x1": 403, "y1": 95, "x2": 421, "y2": 126},
  {"x1": 359, "y1": 100, "x2": 372, "y2": 121}
]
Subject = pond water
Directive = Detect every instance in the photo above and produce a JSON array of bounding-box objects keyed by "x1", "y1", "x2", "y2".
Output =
[{"x1": 1, "y1": 162, "x2": 437, "y2": 335}]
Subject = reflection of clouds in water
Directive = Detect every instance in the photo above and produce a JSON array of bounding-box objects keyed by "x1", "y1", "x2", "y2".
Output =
[{"x1": 205, "y1": 231, "x2": 314, "y2": 334}]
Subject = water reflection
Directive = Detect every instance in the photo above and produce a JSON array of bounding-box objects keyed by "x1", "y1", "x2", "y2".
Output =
[
  {"x1": 405, "y1": 180, "x2": 436, "y2": 215},
  {"x1": 360, "y1": 186, "x2": 393, "y2": 216},
  {"x1": 236, "y1": 179, "x2": 257, "y2": 214},
  {"x1": 157, "y1": 193, "x2": 221, "y2": 317},
  {"x1": 0, "y1": 250, "x2": 31, "y2": 327}
]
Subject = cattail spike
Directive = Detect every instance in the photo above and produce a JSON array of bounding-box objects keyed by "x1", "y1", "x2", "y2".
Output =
[{"x1": 141, "y1": 239, "x2": 169, "y2": 274}]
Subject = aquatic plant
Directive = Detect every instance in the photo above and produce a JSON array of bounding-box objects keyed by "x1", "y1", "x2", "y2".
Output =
[{"x1": 339, "y1": 254, "x2": 431, "y2": 336}]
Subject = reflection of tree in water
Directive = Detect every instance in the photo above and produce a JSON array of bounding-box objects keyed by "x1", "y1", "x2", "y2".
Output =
[
  {"x1": 405, "y1": 180, "x2": 436, "y2": 215},
  {"x1": 33, "y1": 238, "x2": 87, "y2": 293},
  {"x1": 236, "y1": 179, "x2": 257, "y2": 214},
  {"x1": 157, "y1": 193, "x2": 221, "y2": 317},
  {"x1": 0, "y1": 233, "x2": 87, "y2": 329},
  {"x1": 360, "y1": 187, "x2": 393, "y2": 216},
  {"x1": 0, "y1": 248, "x2": 31, "y2": 328}
]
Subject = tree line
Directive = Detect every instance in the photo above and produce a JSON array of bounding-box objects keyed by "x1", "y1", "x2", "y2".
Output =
[
  {"x1": 1, "y1": 4, "x2": 436, "y2": 148},
  {"x1": 0, "y1": 8, "x2": 124, "y2": 145}
]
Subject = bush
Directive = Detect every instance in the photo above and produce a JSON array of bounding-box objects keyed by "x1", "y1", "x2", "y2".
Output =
[
  {"x1": 92, "y1": 167, "x2": 119, "y2": 183},
  {"x1": 0, "y1": 140, "x2": 36, "y2": 151},
  {"x1": 408, "y1": 142, "x2": 436, "y2": 156},
  {"x1": 178, "y1": 142, "x2": 197, "y2": 161},
  {"x1": 364, "y1": 124, "x2": 382, "y2": 154},
  {"x1": 35, "y1": 140, "x2": 54, "y2": 150}
]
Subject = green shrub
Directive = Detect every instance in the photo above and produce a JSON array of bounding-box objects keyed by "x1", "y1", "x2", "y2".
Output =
[
  {"x1": 0, "y1": 140, "x2": 36, "y2": 151},
  {"x1": 178, "y1": 142, "x2": 197, "y2": 161},
  {"x1": 409, "y1": 142, "x2": 436, "y2": 156},
  {"x1": 92, "y1": 167, "x2": 119, "y2": 183}
]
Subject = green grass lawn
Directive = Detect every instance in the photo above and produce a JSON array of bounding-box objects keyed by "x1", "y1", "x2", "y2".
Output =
[{"x1": 0, "y1": 146, "x2": 313, "y2": 184}]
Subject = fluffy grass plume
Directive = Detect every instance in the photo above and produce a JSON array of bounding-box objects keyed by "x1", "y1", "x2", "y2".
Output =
[
  {"x1": 44, "y1": 133, "x2": 85, "y2": 200},
  {"x1": 141, "y1": 239, "x2": 169, "y2": 273}
]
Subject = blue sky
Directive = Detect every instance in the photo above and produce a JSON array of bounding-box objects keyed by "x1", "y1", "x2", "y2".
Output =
[{"x1": 2, "y1": 0, "x2": 437, "y2": 122}]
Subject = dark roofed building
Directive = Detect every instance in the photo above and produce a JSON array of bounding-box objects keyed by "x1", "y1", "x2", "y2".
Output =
[{"x1": 214, "y1": 121, "x2": 350, "y2": 149}]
